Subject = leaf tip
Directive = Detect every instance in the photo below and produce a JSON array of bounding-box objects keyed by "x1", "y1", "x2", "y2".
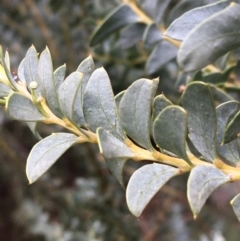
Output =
[{"x1": 193, "y1": 214, "x2": 197, "y2": 220}]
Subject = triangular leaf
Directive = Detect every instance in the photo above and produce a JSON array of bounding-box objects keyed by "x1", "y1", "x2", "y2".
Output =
[
  {"x1": 97, "y1": 127, "x2": 133, "y2": 159},
  {"x1": 38, "y1": 47, "x2": 62, "y2": 117},
  {"x1": 119, "y1": 78, "x2": 159, "y2": 151},
  {"x1": 26, "y1": 133, "x2": 79, "y2": 184},
  {"x1": 187, "y1": 165, "x2": 230, "y2": 218},
  {"x1": 6, "y1": 93, "x2": 46, "y2": 121},
  {"x1": 83, "y1": 67, "x2": 125, "y2": 140},
  {"x1": 146, "y1": 41, "x2": 177, "y2": 75},
  {"x1": 165, "y1": 0, "x2": 229, "y2": 41},
  {"x1": 231, "y1": 193, "x2": 240, "y2": 222},
  {"x1": 216, "y1": 101, "x2": 240, "y2": 164},
  {"x1": 126, "y1": 163, "x2": 179, "y2": 217},
  {"x1": 90, "y1": 4, "x2": 139, "y2": 46},
  {"x1": 153, "y1": 106, "x2": 192, "y2": 165},
  {"x1": 178, "y1": 3, "x2": 240, "y2": 71},
  {"x1": 181, "y1": 82, "x2": 217, "y2": 162}
]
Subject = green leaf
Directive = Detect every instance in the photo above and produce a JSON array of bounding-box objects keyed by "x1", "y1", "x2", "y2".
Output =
[
  {"x1": 216, "y1": 101, "x2": 240, "y2": 164},
  {"x1": 181, "y1": 82, "x2": 217, "y2": 162},
  {"x1": 24, "y1": 45, "x2": 39, "y2": 89},
  {"x1": 26, "y1": 133, "x2": 79, "y2": 184},
  {"x1": 146, "y1": 41, "x2": 177, "y2": 75},
  {"x1": 119, "y1": 23, "x2": 146, "y2": 49},
  {"x1": 224, "y1": 110, "x2": 240, "y2": 144},
  {"x1": 178, "y1": 3, "x2": 240, "y2": 72},
  {"x1": 126, "y1": 163, "x2": 178, "y2": 217},
  {"x1": 231, "y1": 193, "x2": 240, "y2": 222},
  {"x1": 0, "y1": 83, "x2": 12, "y2": 98},
  {"x1": 83, "y1": 67, "x2": 125, "y2": 140},
  {"x1": 142, "y1": 23, "x2": 162, "y2": 49},
  {"x1": 27, "y1": 122, "x2": 42, "y2": 140},
  {"x1": 90, "y1": 4, "x2": 139, "y2": 46},
  {"x1": 6, "y1": 93, "x2": 46, "y2": 121},
  {"x1": 97, "y1": 127, "x2": 133, "y2": 159},
  {"x1": 54, "y1": 64, "x2": 66, "y2": 92},
  {"x1": 187, "y1": 165, "x2": 230, "y2": 218},
  {"x1": 165, "y1": 0, "x2": 229, "y2": 41},
  {"x1": 58, "y1": 72, "x2": 85, "y2": 126},
  {"x1": 105, "y1": 158, "x2": 128, "y2": 188},
  {"x1": 153, "y1": 106, "x2": 192, "y2": 165},
  {"x1": 152, "y1": 94, "x2": 172, "y2": 121},
  {"x1": 119, "y1": 78, "x2": 159, "y2": 150},
  {"x1": 38, "y1": 47, "x2": 62, "y2": 118}
]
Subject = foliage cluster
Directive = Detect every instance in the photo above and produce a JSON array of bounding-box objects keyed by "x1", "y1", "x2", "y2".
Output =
[{"x1": 2, "y1": 0, "x2": 240, "y2": 240}]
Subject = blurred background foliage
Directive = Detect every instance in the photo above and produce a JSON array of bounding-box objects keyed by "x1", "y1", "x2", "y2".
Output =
[{"x1": 1, "y1": 0, "x2": 240, "y2": 240}]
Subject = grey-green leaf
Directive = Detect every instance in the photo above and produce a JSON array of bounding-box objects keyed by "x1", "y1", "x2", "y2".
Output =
[
  {"x1": 58, "y1": 72, "x2": 84, "y2": 126},
  {"x1": 181, "y1": 82, "x2": 217, "y2": 162},
  {"x1": 178, "y1": 3, "x2": 240, "y2": 72},
  {"x1": 90, "y1": 4, "x2": 139, "y2": 46},
  {"x1": 126, "y1": 163, "x2": 178, "y2": 217},
  {"x1": 153, "y1": 106, "x2": 192, "y2": 165},
  {"x1": 18, "y1": 58, "x2": 26, "y2": 83},
  {"x1": 115, "y1": 90, "x2": 125, "y2": 111},
  {"x1": 27, "y1": 122, "x2": 42, "y2": 140},
  {"x1": 165, "y1": 0, "x2": 229, "y2": 41},
  {"x1": 146, "y1": 41, "x2": 177, "y2": 75},
  {"x1": 38, "y1": 47, "x2": 62, "y2": 117},
  {"x1": 119, "y1": 78, "x2": 159, "y2": 150},
  {"x1": 76, "y1": 55, "x2": 95, "y2": 124},
  {"x1": 187, "y1": 165, "x2": 229, "y2": 218},
  {"x1": 119, "y1": 23, "x2": 146, "y2": 49},
  {"x1": 140, "y1": 0, "x2": 171, "y2": 23},
  {"x1": 216, "y1": 101, "x2": 240, "y2": 164},
  {"x1": 152, "y1": 94, "x2": 172, "y2": 121},
  {"x1": 142, "y1": 23, "x2": 162, "y2": 49},
  {"x1": 105, "y1": 158, "x2": 128, "y2": 188},
  {"x1": 24, "y1": 45, "x2": 39, "y2": 88},
  {"x1": 26, "y1": 133, "x2": 79, "y2": 184},
  {"x1": 97, "y1": 127, "x2": 133, "y2": 159},
  {"x1": 54, "y1": 64, "x2": 66, "y2": 92},
  {"x1": 231, "y1": 193, "x2": 240, "y2": 222},
  {"x1": 0, "y1": 83, "x2": 12, "y2": 98},
  {"x1": 224, "y1": 110, "x2": 240, "y2": 144},
  {"x1": 6, "y1": 93, "x2": 46, "y2": 121},
  {"x1": 0, "y1": 46, "x2": 19, "y2": 90},
  {"x1": 83, "y1": 67, "x2": 125, "y2": 140}
]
